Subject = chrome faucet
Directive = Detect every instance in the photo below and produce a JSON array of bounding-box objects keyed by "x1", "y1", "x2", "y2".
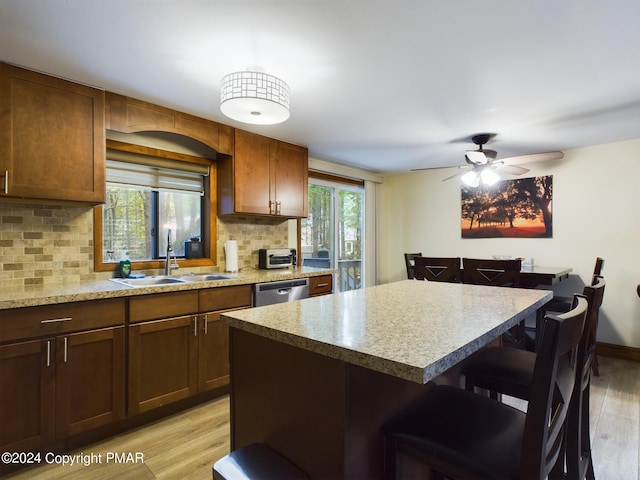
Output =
[{"x1": 164, "y1": 228, "x2": 179, "y2": 275}]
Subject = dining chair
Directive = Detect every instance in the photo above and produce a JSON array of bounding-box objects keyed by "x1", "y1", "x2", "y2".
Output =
[
  {"x1": 462, "y1": 277, "x2": 605, "y2": 480},
  {"x1": 413, "y1": 257, "x2": 460, "y2": 283},
  {"x1": 461, "y1": 257, "x2": 521, "y2": 286},
  {"x1": 534, "y1": 257, "x2": 604, "y2": 372},
  {"x1": 381, "y1": 295, "x2": 588, "y2": 480},
  {"x1": 462, "y1": 258, "x2": 525, "y2": 348},
  {"x1": 404, "y1": 252, "x2": 422, "y2": 280}
]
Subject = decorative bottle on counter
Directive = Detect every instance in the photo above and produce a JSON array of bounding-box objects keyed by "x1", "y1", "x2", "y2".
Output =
[{"x1": 119, "y1": 250, "x2": 131, "y2": 278}]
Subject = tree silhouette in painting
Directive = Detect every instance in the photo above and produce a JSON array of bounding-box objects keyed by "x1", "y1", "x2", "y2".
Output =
[{"x1": 461, "y1": 175, "x2": 553, "y2": 238}]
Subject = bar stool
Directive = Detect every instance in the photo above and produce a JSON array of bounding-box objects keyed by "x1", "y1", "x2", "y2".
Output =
[
  {"x1": 212, "y1": 443, "x2": 309, "y2": 480},
  {"x1": 462, "y1": 257, "x2": 525, "y2": 349},
  {"x1": 462, "y1": 277, "x2": 605, "y2": 480},
  {"x1": 534, "y1": 258, "x2": 603, "y2": 370},
  {"x1": 381, "y1": 296, "x2": 588, "y2": 480}
]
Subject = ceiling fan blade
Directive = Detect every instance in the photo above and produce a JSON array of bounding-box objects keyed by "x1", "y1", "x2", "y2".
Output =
[
  {"x1": 497, "y1": 164, "x2": 530, "y2": 175},
  {"x1": 442, "y1": 170, "x2": 467, "y2": 182},
  {"x1": 411, "y1": 165, "x2": 456, "y2": 172},
  {"x1": 500, "y1": 151, "x2": 564, "y2": 166},
  {"x1": 411, "y1": 163, "x2": 470, "y2": 172}
]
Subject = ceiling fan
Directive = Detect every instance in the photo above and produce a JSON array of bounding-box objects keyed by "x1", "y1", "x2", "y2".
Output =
[{"x1": 413, "y1": 133, "x2": 564, "y2": 187}]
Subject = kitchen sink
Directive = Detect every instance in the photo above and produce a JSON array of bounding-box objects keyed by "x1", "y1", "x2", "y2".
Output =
[
  {"x1": 177, "y1": 273, "x2": 237, "y2": 282},
  {"x1": 110, "y1": 273, "x2": 237, "y2": 288},
  {"x1": 110, "y1": 276, "x2": 188, "y2": 287}
]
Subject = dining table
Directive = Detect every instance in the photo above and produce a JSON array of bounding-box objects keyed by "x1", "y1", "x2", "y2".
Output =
[
  {"x1": 222, "y1": 280, "x2": 552, "y2": 479},
  {"x1": 515, "y1": 264, "x2": 573, "y2": 288},
  {"x1": 457, "y1": 264, "x2": 573, "y2": 288}
]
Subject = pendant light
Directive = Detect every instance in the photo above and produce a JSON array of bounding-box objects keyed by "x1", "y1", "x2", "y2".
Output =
[{"x1": 220, "y1": 68, "x2": 290, "y2": 125}]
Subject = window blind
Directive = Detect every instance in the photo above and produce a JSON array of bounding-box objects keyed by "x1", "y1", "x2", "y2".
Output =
[{"x1": 106, "y1": 149, "x2": 209, "y2": 194}]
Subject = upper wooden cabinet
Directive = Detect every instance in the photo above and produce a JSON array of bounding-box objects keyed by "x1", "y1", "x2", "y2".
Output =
[
  {"x1": 0, "y1": 62, "x2": 105, "y2": 204},
  {"x1": 218, "y1": 129, "x2": 308, "y2": 218},
  {"x1": 106, "y1": 92, "x2": 234, "y2": 156}
]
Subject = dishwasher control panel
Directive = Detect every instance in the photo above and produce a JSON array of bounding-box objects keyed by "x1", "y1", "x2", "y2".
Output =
[{"x1": 252, "y1": 278, "x2": 310, "y2": 307}]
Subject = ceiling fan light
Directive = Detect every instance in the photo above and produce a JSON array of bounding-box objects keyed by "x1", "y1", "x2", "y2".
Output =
[
  {"x1": 461, "y1": 170, "x2": 480, "y2": 187},
  {"x1": 480, "y1": 169, "x2": 499, "y2": 186},
  {"x1": 220, "y1": 69, "x2": 290, "y2": 125}
]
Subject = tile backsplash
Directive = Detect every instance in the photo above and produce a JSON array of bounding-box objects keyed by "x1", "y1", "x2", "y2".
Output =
[{"x1": 0, "y1": 202, "x2": 290, "y2": 292}]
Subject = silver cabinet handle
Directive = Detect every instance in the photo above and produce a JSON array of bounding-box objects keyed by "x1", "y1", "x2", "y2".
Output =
[
  {"x1": 2, "y1": 170, "x2": 7, "y2": 195},
  {"x1": 204, "y1": 314, "x2": 208, "y2": 335},
  {"x1": 315, "y1": 283, "x2": 329, "y2": 288},
  {"x1": 41, "y1": 317, "x2": 72, "y2": 324},
  {"x1": 46, "y1": 340, "x2": 51, "y2": 367},
  {"x1": 193, "y1": 316, "x2": 198, "y2": 336},
  {"x1": 63, "y1": 337, "x2": 68, "y2": 363},
  {"x1": 276, "y1": 200, "x2": 281, "y2": 215}
]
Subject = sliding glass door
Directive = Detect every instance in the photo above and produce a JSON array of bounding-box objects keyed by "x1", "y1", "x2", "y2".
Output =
[{"x1": 301, "y1": 178, "x2": 365, "y2": 292}]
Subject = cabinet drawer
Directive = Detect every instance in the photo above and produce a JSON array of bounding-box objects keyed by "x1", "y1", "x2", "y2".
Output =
[
  {"x1": 129, "y1": 291, "x2": 199, "y2": 323},
  {"x1": 309, "y1": 275, "x2": 333, "y2": 296},
  {"x1": 0, "y1": 298, "x2": 126, "y2": 343},
  {"x1": 199, "y1": 285, "x2": 252, "y2": 312}
]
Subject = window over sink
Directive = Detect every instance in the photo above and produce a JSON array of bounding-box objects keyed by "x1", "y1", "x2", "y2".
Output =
[{"x1": 94, "y1": 139, "x2": 217, "y2": 273}]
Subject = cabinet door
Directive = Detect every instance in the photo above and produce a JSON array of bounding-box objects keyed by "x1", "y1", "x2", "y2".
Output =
[
  {"x1": 0, "y1": 62, "x2": 105, "y2": 203},
  {"x1": 55, "y1": 327, "x2": 125, "y2": 438},
  {"x1": 233, "y1": 129, "x2": 274, "y2": 215},
  {"x1": 198, "y1": 308, "x2": 250, "y2": 392},
  {"x1": 274, "y1": 141, "x2": 308, "y2": 217},
  {"x1": 0, "y1": 339, "x2": 55, "y2": 453},
  {"x1": 128, "y1": 315, "x2": 198, "y2": 415}
]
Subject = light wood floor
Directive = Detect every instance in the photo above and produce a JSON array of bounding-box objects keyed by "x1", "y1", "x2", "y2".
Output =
[{"x1": 6, "y1": 356, "x2": 639, "y2": 479}]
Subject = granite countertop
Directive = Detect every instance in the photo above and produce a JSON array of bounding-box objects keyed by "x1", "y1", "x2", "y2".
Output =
[
  {"x1": 0, "y1": 267, "x2": 335, "y2": 310},
  {"x1": 221, "y1": 280, "x2": 552, "y2": 384}
]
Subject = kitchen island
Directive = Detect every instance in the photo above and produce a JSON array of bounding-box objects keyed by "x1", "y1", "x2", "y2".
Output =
[{"x1": 222, "y1": 280, "x2": 552, "y2": 479}]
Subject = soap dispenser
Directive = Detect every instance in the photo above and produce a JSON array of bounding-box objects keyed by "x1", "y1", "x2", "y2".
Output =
[{"x1": 119, "y1": 250, "x2": 131, "y2": 278}]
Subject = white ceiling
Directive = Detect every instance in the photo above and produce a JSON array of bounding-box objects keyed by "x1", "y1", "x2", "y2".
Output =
[{"x1": 2, "y1": 0, "x2": 640, "y2": 175}]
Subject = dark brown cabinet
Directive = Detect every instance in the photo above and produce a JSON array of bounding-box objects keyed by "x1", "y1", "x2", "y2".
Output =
[
  {"x1": 128, "y1": 291, "x2": 200, "y2": 415},
  {"x1": 218, "y1": 129, "x2": 308, "y2": 218},
  {"x1": 128, "y1": 314, "x2": 199, "y2": 415},
  {"x1": 0, "y1": 299, "x2": 126, "y2": 458},
  {"x1": 0, "y1": 339, "x2": 55, "y2": 453},
  {"x1": 309, "y1": 274, "x2": 334, "y2": 297},
  {"x1": 198, "y1": 286, "x2": 252, "y2": 392},
  {"x1": 55, "y1": 327, "x2": 125, "y2": 438},
  {"x1": 128, "y1": 286, "x2": 251, "y2": 415},
  {"x1": 0, "y1": 62, "x2": 105, "y2": 204}
]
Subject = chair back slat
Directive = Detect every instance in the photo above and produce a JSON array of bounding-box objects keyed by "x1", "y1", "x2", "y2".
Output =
[
  {"x1": 521, "y1": 295, "x2": 588, "y2": 479},
  {"x1": 462, "y1": 258, "x2": 521, "y2": 287},
  {"x1": 592, "y1": 257, "x2": 604, "y2": 282},
  {"x1": 414, "y1": 257, "x2": 460, "y2": 283},
  {"x1": 404, "y1": 252, "x2": 422, "y2": 279}
]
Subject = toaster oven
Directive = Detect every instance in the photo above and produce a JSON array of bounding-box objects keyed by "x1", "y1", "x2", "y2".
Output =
[{"x1": 258, "y1": 248, "x2": 296, "y2": 269}]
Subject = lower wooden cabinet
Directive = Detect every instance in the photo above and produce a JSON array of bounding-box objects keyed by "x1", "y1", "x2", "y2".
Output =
[
  {"x1": 0, "y1": 326, "x2": 125, "y2": 454},
  {"x1": 1, "y1": 280, "x2": 323, "y2": 465},
  {"x1": 198, "y1": 307, "x2": 247, "y2": 392},
  {"x1": 0, "y1": 339, "x2": 55, "y2": 453},
  {"x1": 128, "y1": 315, "x2": 199, "y2": 415},
  {"x1": 309, "y1": 274, "x2": 334, "y2": 297},
  {"x1": 127, "y1": 286, "x2": 252, "y2": 415},
  {"x1": 56, "y1": 327, "x2": 125, "y2": 438}
]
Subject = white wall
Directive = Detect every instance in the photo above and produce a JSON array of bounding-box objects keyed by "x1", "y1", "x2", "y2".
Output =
[{"x1": 379, "y1": 138, "x2": 640, "y2": 348}]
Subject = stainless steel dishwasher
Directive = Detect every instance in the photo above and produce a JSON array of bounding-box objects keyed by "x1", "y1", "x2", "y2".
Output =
[{"x1": 252, "y1": 278, "x2": 310, "y2": 307}]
